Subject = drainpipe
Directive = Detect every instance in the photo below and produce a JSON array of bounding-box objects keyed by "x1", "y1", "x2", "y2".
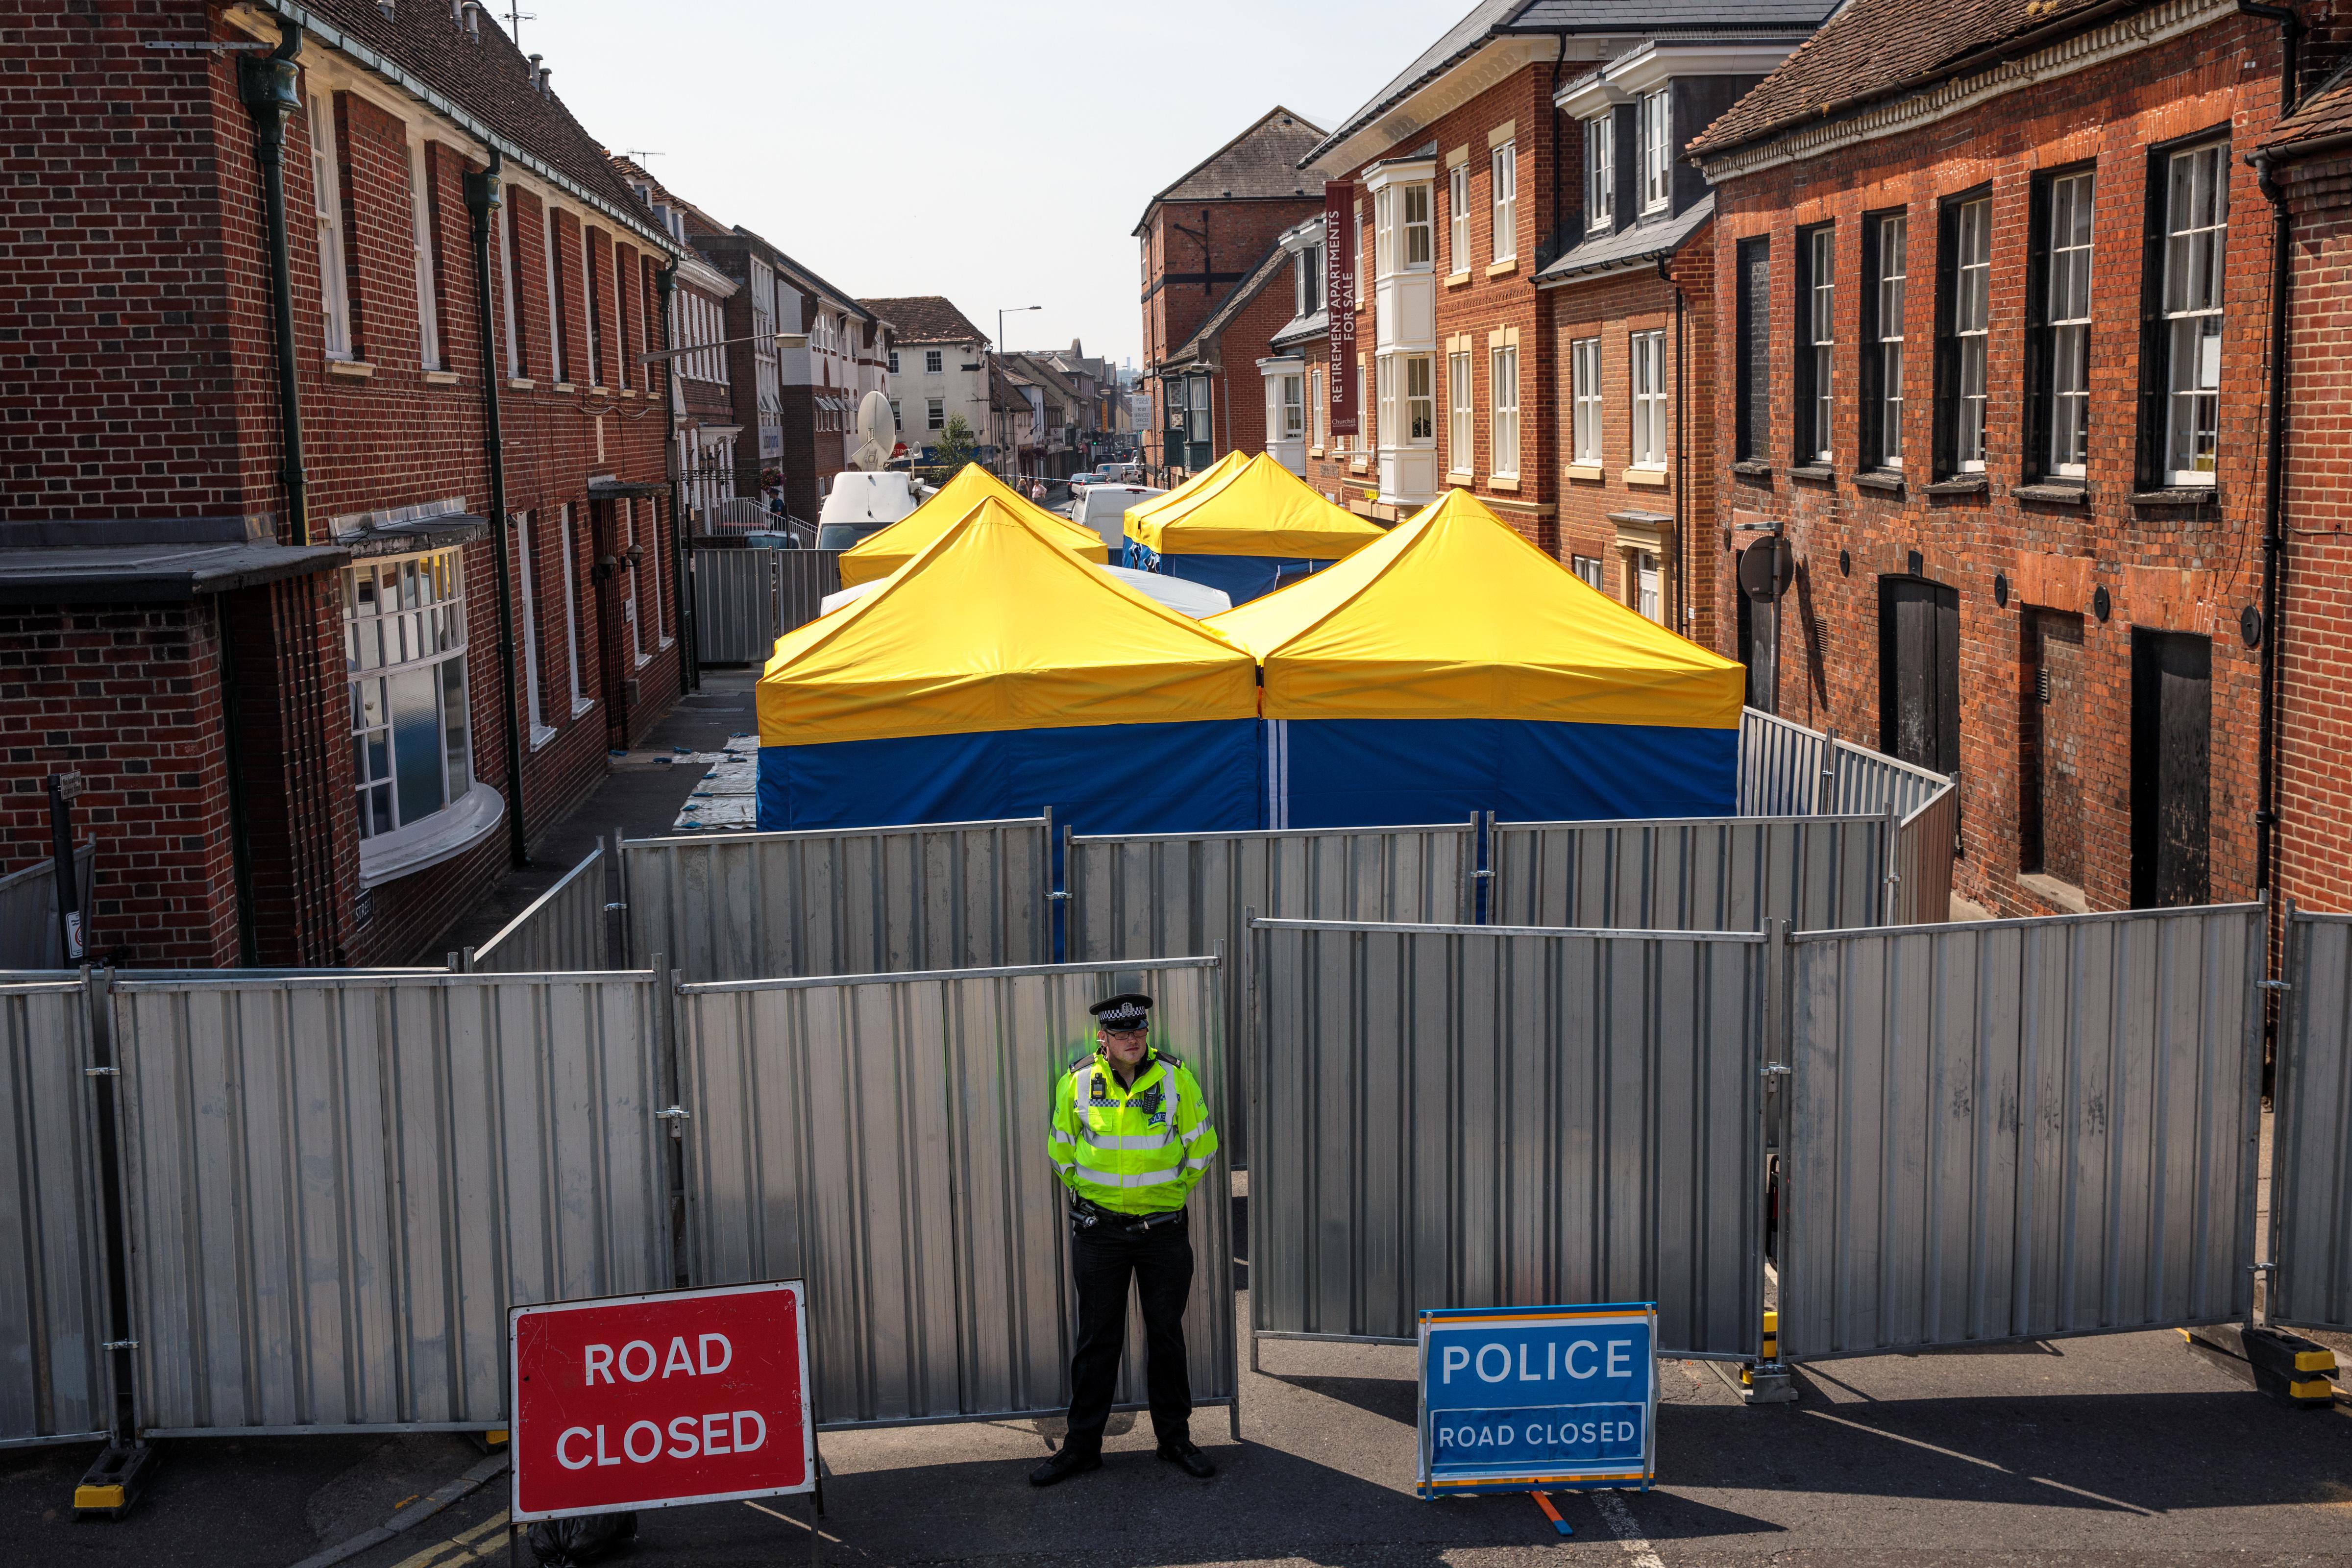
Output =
[
  {"x1": 238, "y1": 24, "x2": 308, "y2": 545},
  {"x1": 657, "y1": 262, "x2": 698, "y2": 693},
  {"x1": 1661, "y1": 253, "x2": 1690, "y2": 638},
  {"x1": 465, "y1": 151, "x2": 529, "y2": 869}
]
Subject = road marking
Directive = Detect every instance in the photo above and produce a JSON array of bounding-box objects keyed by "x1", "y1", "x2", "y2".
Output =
[
  {"x1": 1802, "y1": 1409, "x2": 2155, "y2": 1516},
  {"x1": 390, "y1": 1510, "x2": 510, "y2": 1568},
  {"x1": 1591, "y1": 1489, "x2": 1667, "y2": 1568}
]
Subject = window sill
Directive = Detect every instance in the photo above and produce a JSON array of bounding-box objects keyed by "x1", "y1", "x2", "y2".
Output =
[
  {"x1": 1731, "y1": 460, "x2": 1774, "y2": 479},
  {"x1": 1350, "y1": 460, "x2": 1369, "y2": 473},
  {"x1": 1446, "y1": 468, "x2": 1475, "y2": 484},
  {"x1": 1444, "y1": 270, "x2": 1474, "y2": 289},
  {"x1": 570, "y1": 695, "x2": 596, "y2": 719},
  {"x1": 1923, "y1": 476, "x2": 1989, "y2": 497},
  {"x1": 1789, "y1": 464, "x2": 1835, "y2": 484},
  {"x1": 422, "y1": 368, "x2": 461, "y2": 387},
  {"x1": 1485, "y1": 258, "x2": 1519, "y2": 278},
  {"x1": 1490, "y1": 474, "x2": 1521, "y2": 492},
  {"x1": 356, "y1": 783, "x2": 505, "y2": 889},
  {"x1": 2015, "y1": 482, "x2": 2088, "y2": 505},
  {"x1": 618, "y1": 387, "x2": 640, "y2": 398},
  {"x1": 659, "y1": 636, "x2": 676, "y2": 652},
  {"x1": 1565, "y1": 463, "x2": 1604, "y2": 482},
  {"x1": 634, "y1": 652, "x2": 653, "y2": 671},
  {"x1": 529, "y1": 723, "x2": 560, "y2": 753},
  {"x1": 1622, "y1": 466, "x2": 1669, "y2": 488},
  {"x1": 553, "y1": 382, "x2": 578, "y2": 394},
  {"x1": 2017, "y1": 871, "x2": 2092, "y2": 915},
  {"x1": 507, "y1": 377, "x2": 537, "y2": 391},
  {"x1": 327, "y1": 358, "x2": 377, "y2": 380},
  {"x1": 2131, "y1": 486, "x2": 2218, "y2": 509},
  {"x1": 1310, "y1": 447, "x2": 1326, "y2": 459},
  {"x1": 588, "y1": 384, "x2": 611, "y2": 396},
  {"x1": 1855, "y1": 468, "x2": 1907, "y2": 495}
]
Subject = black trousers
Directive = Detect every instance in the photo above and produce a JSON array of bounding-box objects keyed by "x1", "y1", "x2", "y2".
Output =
[{"x1": 1062, "y1": 1214, "x2": 1193, "y2": 1454}]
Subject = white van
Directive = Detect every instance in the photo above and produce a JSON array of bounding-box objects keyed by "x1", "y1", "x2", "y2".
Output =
[
  {"x1": 1070, "y1": 483, "x2": 1165, "y2": 553},
  {"x1": 815, "y1": 472, "x2": 922, "y2": 551}
]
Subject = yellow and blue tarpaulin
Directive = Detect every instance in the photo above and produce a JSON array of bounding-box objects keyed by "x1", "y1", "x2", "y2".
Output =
[
  {"x1": 1122, "y1": 449, "x2": 1249, "y2": 532},
  {"x1": 836, "y1": 463, "x2": 1107, "y2": 587},
  {"x1": 758, "y1": 495, "x2": 1260, "y2": 833},
  {"x1": 1123, "y1": 451, "x2": 1386, "y2": 604},
  {"x1": 1206, "y1": 488, "x2": 1744, "y2": 826}
]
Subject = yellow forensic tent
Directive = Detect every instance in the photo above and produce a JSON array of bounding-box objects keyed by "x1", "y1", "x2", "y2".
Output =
[
  {"x1": 1122, "y1": 449, "x2": 1249, "y2": 531},
  {"x1": 836, "y1": 463, "x2": 1106, "y2": 586},
  {"x1": 1126, "y1": 451, "x2": 1386, "y2": 561},
  {"x1": 1205, "y1": 488, "x2": 1743, "y2": 826},
  {"x1": 756, "y1": 496, "x2": 1260, "y2": 835}
]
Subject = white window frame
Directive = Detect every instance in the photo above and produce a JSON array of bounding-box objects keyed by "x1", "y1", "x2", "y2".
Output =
[
  {"x1": 1373, "y1": 185, "x2": 1394, "y2": 277},
  {"x1": 1640, "y1": 91, "x2": 1672, "y2": 214},
  {"x1": 408, "y1": 139, "x2": 441, "y2": 370},
  {"x1": 1281, "y1": 374, "x2": 1305, "y2": 440},
  {"x1": 344, "y1": 548, "x2": 474, "y2": 851},
  {"x1": 1877, "y1": 214, "x2": 1907, "y2": 469},
  {"x1": 1490, "y1": 343, "x2": 1520, "y2": 477},
  {"x1": 1404, "y1": 354, "x2": 1434, "y2": 444},
  {"x1": 927, "y1": 396, "x2": 945, "y2": 430},
  {"x1": 559, "y1": 503, "x2": 589, "y2": 715},
  {"x1": 649, "y1": 498, "x2": 672, "y2": 646},
  {"x1": 1447, "y1": 164, "x2": 1469, "y2": 273},
  {"x1": 1807, "y1": 226, "x2": 1834, "y2": 464},
  {"x1": 1586, "y1": 115, "x2": 1614, "y2": 232},
  {"x1": 614, "y1": 245, "x2": 631, "y2": 391},
  {"x1": 1308, "y1": 365, "x2": 1323, "y2": 448},
  {"x1": 310, "y1": 94, "x2": 352, "y2": 359},
  {"x1": 542, "y1": 205, "x2": 570, "y2": 384},
  {"x1": 2046, "y1": 172, "x2": 2094, "y2": 479},
  {"x1": 1572, "y1": 555, "x2": 1604, "y2": 591},
  {"x1": 1402, "y1": 183, "x2": 1432, "y2": 271},
  {"x1": 514, "y1": 512, "x2": 553, "y2": 746},
  {"x1": 2162, "y1": 143, "x2": 2227, "y2": 486},
  {"x1": 1447, "y1": 349, "x2": 1472, "y2": 472},
  {"x1": 1376, "y1": 354, "x2": 1396, "y2": 443},
  {"x1": 1571, "y1": 337, "x2": 1602, "y2": 465},
  {"x1": 1631, "y1": 330, "x2": 1668, "y2": 469},
  {"x1": 623, "y1": 500, "x2": 647, "y2": 668},
  {"x1": 925, "y1": 348, "x2": 943, "y2": 374},
  {"x1": 1490, "y1": 143, "x2": 1518, "y2": 263},
  {"x1": 500, "y1": 202, "x2": 523, "y2": 376},
  {"x1": 1953, "y1": 196, "x2": 1991, "y2": 473}
]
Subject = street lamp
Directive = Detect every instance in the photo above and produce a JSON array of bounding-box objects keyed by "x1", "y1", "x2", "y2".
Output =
[{"x1": 638, "y1": 330, "x2": 808, "y2": 364}]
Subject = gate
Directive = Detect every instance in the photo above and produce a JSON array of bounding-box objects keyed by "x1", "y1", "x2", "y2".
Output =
[
  {"x1": 1488, "y1": 815, "x2": 1889, "y2": 933},
  {"x1": 109, "y1": 972, "x2": 671, "y2": 1434},
  {"x1": 672, "y1": 956, "x2": 1234, "y2": 1428},
  {"x1": 462, "y1": 844, "x2": 609, "y2": 973},
  {"x1": 1249, "y1": 918, "x2": 1767, "y2": 1360},
  {"x1": 1780, "y1": 906, "x2": 2263, "y2": 1360},
  {"x1": 690, "y1": 546, "x2": 841, "y2": 665},
  {"x1": 0, "y1": 843, "x2": 96, "y2": 970},
  {"x1": 0, "y1": 979, "x2": 110, "y2": 1448},
  {"x1": 2272, "y1": 908, "x2": 2352, "y2": 1331},
  {"x1": 622, "y1": 818, "x2": 1051, "y2": 983}
]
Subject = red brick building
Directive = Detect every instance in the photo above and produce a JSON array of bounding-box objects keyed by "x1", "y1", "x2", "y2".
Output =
[
  {"x1": 1135, "y1": 107, "x2": 1325, "y2": 484},
  {"x1": 1689, "y1": 0, "x2": 2318, "y2": 916},
  {"x1": 0, "y1": 1, "x2": 685, "y2": 966}
]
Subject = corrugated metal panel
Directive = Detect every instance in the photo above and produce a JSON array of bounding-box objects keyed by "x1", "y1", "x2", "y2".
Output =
[
  {"x1": 777, "y1": 548, "x2": 841, "y2": 635},
  {"x1": 2273, "y1": 909, "x2": 2352, "y2": 1331},
  {"x1": 1781, "y1": 906, "x2": 2263, "y2": 1360},
  {"x1": 0, "y1": 844, "x2": 96, "y2": 969},
  {"x1": 692, "y1": 546, "x2": 778, "y2": 665},
  {"x1": 1740, "y1": 708, "x2": 1834, "y2": 816},
  {"x1": 0, "y1": 980, "x2": 109, "y2": 1448},
  {"x1": 465, "y1": 846, "x2": 609, "y2": 974},
  {"x1": 1489, "y1": 816, "x2": 1887, "y2": 933},
  {"x1": 623, "y1": 819, "x2": 1050, "y2": 983},
  {"x1": 1891, "y1": 785, "x2": 1960, "y2": 926},
  {"x1": 111, "y1": 972, "x2": 670, "y2": 1434},
  {"x1": 674, "y1": 956, "x2": 1233, "y2": 1427},
  {"x1": 1250, "y1": 919, "x2": 1765, "y2": 1359},
  {"x1": 1067, "y1": 822, "x2": 1474, "y2": 1161}
]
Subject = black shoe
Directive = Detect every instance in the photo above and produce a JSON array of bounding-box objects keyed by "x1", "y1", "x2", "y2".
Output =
[
  {"x1": 1029, "y1": 1446, "x2": 1102, "y2": 1487},
  {"x1": 1156, "y1": 1439, "x2": 1216, "y2": 1478}
]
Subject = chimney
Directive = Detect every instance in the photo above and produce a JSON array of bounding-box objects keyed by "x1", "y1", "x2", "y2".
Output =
[
  {"x1": 459, "y1": 0, "x2": 482, "y2": 38},
  {"x1": 528, "y1": 53, "x2": 543, "y2": 91},
  {"x1": 538, "y1": 63, "x2": 553, "y2": 97}
]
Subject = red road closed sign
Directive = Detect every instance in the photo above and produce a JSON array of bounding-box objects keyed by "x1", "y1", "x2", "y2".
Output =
[{"x1": 510, "y1": 1280, "x2": 814, "y2": 1521}]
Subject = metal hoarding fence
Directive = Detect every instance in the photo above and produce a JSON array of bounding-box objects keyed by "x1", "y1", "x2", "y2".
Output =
[
  {"x1": 622, "y1": 817, "x2": 1051, "y2": 983},
  {"x1": 463, "y1": 844, "x2": 610, "y2": 974},
  {"x1": 672, "y1": 956, "x2": 1235, "y2": 1430},
  {"x1": 1065, "y1": 821, "x2": 1476, "y2": 1162},
  {"x1": 1249, "y1": 918, "x2": 1767, "y2": 1361},
  {"x1": 1738, "y1": 708, "x2": 1836, "y2": 816},
  {"x1": 691, "y1": 545, "x2": 780, "y2": 666},
  {"x1": 1487, "y1": 815, "x2": 1889, "y2": 934},
  {"x1": 0, "y1": 843, "x2": 95, "y2": 970},
  {"x1": 777, "y1": 547, "x2": 842, "y2": 635},
  {"x1": 1780, "y1": 905, "x2": 2264, "y2": 1360},
  {"x1": 1890, "y1": 784, "x2": 1961, "y2": 927},
  {"x1": 0, "y1": 979, "x2": 110, "y2": 1448},
  {"x1": 109, "y1": 971, "x2": 672, "y2": 1435},
  {"x1": 2272, "y1": 908, "x2": 2352, "y2": 1332}
]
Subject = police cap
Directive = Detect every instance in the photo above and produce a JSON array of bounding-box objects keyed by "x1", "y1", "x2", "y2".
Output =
[{"x1": 1089, "y1": 992, "x2": 1152, "y2": 1032}]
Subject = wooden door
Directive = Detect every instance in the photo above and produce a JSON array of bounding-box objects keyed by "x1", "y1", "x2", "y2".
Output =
[
  {"x1": 1878, "y1": 576, "x2": 1960, "y2": 775},
  {"x1": 2130, "y1": 630, "x2": 2210, "y2": 907},
  {"x1": 2023, "y1": 610, "x2": 2085, "y2": 886}
]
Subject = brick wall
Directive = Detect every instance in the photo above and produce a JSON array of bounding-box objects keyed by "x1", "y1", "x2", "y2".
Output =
[
  {"x1": 1140, "y1": 196, "x2": 1321, "y2": 477},
  {"x1": 1703, "y1": 15, "x2": 2286, "y2": 917}
]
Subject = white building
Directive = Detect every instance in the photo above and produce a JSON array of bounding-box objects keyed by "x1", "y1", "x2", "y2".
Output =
[{"x1": 857, "y1": 296, "x2": 995, "y2": 466}]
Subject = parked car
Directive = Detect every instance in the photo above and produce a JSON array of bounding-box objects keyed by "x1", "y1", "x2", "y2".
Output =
[
  {"x1": 814, "y1": 472, "x2": 921, "y2": 551},
  {"x1": 1070, "y1": 484, "x2": 1166, "y2": 552}
]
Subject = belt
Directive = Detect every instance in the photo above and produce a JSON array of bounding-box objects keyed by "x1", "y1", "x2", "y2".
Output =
[{"x1": 1071, "y1": 1197, "x2": 1186, "y2": 1232}]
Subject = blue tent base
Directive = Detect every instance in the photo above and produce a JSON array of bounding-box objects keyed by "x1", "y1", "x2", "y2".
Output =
[
  {"x1": 1268, "y1": 717, "x2": 1737, "y2": 829},
  {"x1": 758, "y1": 719, "x2": 1262, "y2": 836},
  {"x1": 1124, "y1": 541, "x2": 1331, "y2": 604}
]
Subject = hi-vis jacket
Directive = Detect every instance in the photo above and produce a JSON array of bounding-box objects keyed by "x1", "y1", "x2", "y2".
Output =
[{"x1": 1049, "y1": 1046, "x2": 1219, "y2": 1215}]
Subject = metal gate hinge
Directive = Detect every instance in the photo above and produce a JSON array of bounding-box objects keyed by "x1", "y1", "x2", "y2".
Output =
[
  {"x1": 101, "y1": 1339, "x2": 138, "y2": 1351},
  {"x1": 2257, "y1": 979, "x2": 2293, "y2": 992},
  {"x1": 83, "y1": 1066, "x2": 119, "y2": 1078},
  {"x1": 1472, "y1": 868, "x2": 1496, "y2": 879},
  {"x1": 603, "y1": 901, "x2": 628, "y2": 912},
  {"x1": 1761, "y1": 1064, "x2": 1792, "y2": 1078},
  {"x1": 1047, "y1": 890, "x2": 1071, "y2": 901},
  {"x1": 2249, "y1": 1260, "x2": 2278, "y2": 1274},
  {"x1": 654, "y1": 1105, "x2": 691, "y2": 1122}
]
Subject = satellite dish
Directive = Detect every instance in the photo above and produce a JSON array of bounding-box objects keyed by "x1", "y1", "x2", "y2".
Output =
[{"x1": 849, "y1": 391, "x2": 897, "y2": 471}]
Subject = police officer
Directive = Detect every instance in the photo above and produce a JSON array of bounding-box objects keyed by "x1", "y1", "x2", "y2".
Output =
[{"x1": 1029, "y1": 992, "x2": 1219, "y2": 1486}]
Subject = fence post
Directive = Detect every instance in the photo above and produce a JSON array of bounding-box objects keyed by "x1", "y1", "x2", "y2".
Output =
[
  {"x1": 1881, "y1": 799, "x2": 1903, "y2": 926},
  {"x1": 1242, "y1": 907, "x2": 1262, "y2": 1376},
  {"x1": 614, "y1": 824, "x2": 632, "y2": 969},
  {"x1": 75, "y1": 964, "x2": 157, "y2": 1513},
  {"x1": 1818, "y1": 727, "x2": 1838, "y2": 815}
]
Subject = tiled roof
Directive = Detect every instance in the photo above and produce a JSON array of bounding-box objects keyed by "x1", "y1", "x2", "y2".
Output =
[
  {"x1": 1536, "y1": 193, "x2": 1714, "y2": 283},
  {"x1": 1303, "y1": 0, "x2": 1838, "y2": 168},
  {"x1": 1133, "y1": 107, "x2": 1326, "y2": 234},
  {"x1": 858, "y1": 297, "x2": 988, "y2": 345},
  {"x1": 1168, "y1": 243, "x2": 1293, "y2": 365},
  {"x1": 273, "y1": 0, "x2": 669, "y2": 248},
  {"x1": 1686, "y1": 0, "x2": 2125, "y2": 159},
  {"x1": 2262, "y1": 60, "x2": 2352, "y2": 155}
]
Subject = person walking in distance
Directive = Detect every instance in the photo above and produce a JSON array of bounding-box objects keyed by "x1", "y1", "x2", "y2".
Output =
[{"x1": 1030, "y1": 992, "x2": 1220, "y2": 1485}]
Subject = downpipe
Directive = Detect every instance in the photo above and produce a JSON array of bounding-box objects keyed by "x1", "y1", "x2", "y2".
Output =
[
  {"x1": 657, "y1": 263, "x2": 698, "y2": 693},
  {"x1": 466, "y1": 152, "x2": 530, "y2": 868},
  {"x1": 238, "y1": 24, "x2": 308, "y2": 545}
]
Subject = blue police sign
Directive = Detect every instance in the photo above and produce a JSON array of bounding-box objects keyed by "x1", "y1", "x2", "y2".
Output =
[{"x1": 1416, "y1": 1303, "x2": 1658, "y2": 1498}]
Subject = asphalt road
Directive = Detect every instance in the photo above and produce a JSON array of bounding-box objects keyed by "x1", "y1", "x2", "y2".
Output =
[{"x1": 6, "y1": 1274, "x2": 2345, "y2": 1568}]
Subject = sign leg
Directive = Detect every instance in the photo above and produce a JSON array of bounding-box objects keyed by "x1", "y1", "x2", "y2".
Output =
[
  {"x1": 1532, "y1": 1491, "x2": 1573, "y2": 1537},
  {"x1": 508, "y1": 1519, "x2": 521, "y2": 1562},
  {"x1": 808, "y1": 1486, "x2": 823, "y2": 1568}
]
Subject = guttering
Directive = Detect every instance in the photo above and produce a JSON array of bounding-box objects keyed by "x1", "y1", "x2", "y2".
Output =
[
  {"x1": 245, "y1": 0, "x2": 680, "y2": 261},
  {"x1": 237, "y1": 24, "x2": 309, "y2": 546},
  {"x1": 464, "y1": 151, "x2": 529, "y2": 869}
]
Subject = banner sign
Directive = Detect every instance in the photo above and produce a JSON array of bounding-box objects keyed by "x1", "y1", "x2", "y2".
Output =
[
  {"x1": 1325, "y1": 181, "x2": 1358, "y2": 437},
  {"x1": 512, "y1": 1280, "x2": 815, "y2": 1522},
  {"x1": 1417, "y1": 1302, "x2": 1658, "y2": 1498}
]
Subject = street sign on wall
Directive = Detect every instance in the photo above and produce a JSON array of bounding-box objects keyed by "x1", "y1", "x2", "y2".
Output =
[
  {"x1": 1417, "y1": 1303, "x2": 1658, "y2": 1498},
  {"x1": 512, "y1": 1280, "x2": 815, "y2": 1522}
]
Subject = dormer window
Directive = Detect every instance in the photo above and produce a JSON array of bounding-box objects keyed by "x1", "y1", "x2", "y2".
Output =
[
  {"x1": 1585, "y1": 115, "x2": 1614, "y2": 232},
  {"x1": 1640, "y1": 89, "x2": 1671, "y2": 213},
  {"x1": 1296, "y1": 243, "x2": 1323, "y2": 316}
]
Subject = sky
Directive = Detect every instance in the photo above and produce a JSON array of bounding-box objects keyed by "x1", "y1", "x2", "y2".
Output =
[{"x1": 513, "y1": 0, "x2": 1446, "y2": 370}]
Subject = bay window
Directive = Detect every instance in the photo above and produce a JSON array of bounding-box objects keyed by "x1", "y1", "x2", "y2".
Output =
[
  {"x1": 345, "y1": 550, "x2": 482, "y2": 869},
  {"x1": 1404, "y1": 355, "x2": 1434, "y2": 441},
  {"x1": 1402, "y1": 183, "x2": 1432, "y2": 270}
]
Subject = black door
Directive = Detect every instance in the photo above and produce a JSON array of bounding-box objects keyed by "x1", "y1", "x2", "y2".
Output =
[
  {"x1": 1878, "y1": 575, "x2": 1960, "y2": 775},
  {"x1": 2130, "y1": 630, "x2": 2210, "y2": 907},
  {"x1": 1738, "y1": 557, "x2": 1778, "y2": 714}
]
